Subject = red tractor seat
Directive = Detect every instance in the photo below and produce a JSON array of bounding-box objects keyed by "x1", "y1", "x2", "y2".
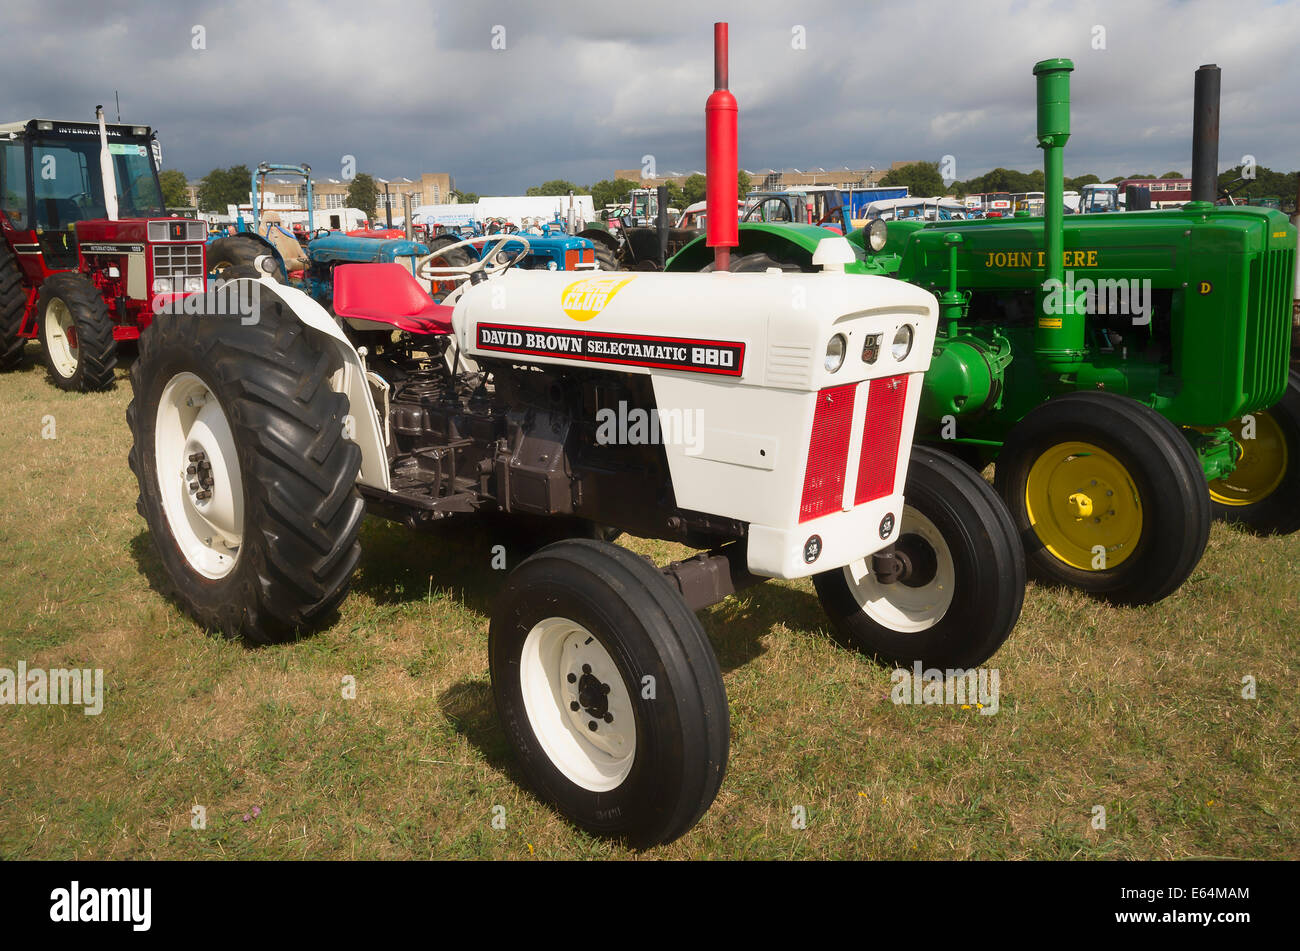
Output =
[{"x1": 332, "y1": 263, "x2": 454, "y2": 335}]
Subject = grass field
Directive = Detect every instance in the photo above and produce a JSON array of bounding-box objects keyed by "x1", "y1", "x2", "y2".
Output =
[{"x1": 1, "y1": 349, "x2": 1297, "y2": 860}]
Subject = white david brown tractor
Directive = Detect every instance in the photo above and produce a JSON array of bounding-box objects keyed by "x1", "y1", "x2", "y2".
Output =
[{"x1": 125, "y1": 24, "x2": 1025, "y2": 848}]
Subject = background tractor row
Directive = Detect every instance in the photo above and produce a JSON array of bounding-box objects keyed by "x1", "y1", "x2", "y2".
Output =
[{"x1": 669, "y1": 59, "x2": 1298, "y2": 607}]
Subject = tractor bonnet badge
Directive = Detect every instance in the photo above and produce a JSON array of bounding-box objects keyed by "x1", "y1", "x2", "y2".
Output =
[
  {"x1": 803, "y1": 535, "x2": 823, "y2": 564},
  {"x1": 561, "y1": 276, "x2": 636, "y2": 322},
  {"x1": 879, "y1": 513, "x2": 895, "y2": 539}
]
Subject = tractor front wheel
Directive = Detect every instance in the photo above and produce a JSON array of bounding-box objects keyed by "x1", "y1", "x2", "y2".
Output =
[
  {"x1": 490, "y1": 539, "x2": 728, "y2": 848},
  {"x1": 813, "y1": 446, "x2": 1025, "y2": 669},
  {"x1": 1204, "y1": 371, "x2": 1300, "y2": 535},
  {"x1": 207, "y1": 235, "x2": 286, "y2": 282},
  {"x1": 127, "y1": 286, "x2": 365, "y2": 643},
  {"x1": 37, "y1": 272, "x2": 117, "y2": 391},
  {"x1": 994, "y1": 391, "x2": 1210, "y2": 605}
]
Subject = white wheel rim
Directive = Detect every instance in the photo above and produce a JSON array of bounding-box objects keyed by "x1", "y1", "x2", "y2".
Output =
[
  {"x1": 518, "y1": 617, "x2": 636, "y2": 792},
  {"x1": 153, "y1": 372, "x2": 244, "y2": 579},
  {"x1": 44, "y1": 298, "x2": 79, "y2": 378},
  {"x1": 842, "y1": 504, "x2": 956, "y2": 633}
]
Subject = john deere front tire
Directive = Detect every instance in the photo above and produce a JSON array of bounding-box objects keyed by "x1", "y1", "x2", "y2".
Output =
[
  {"x1": 994, "y1": 392, "x2": 1211, "y2": 605},
  {"x1": 37, "y1": 272, "x2": 117, "y2": 391},
  {"x1": 1203, "y1": 371, "x2": 1300, "y2": 535},
  {"x1": 0, "y1": 244, "x2": 27, "y2": 371},
  {"x1": 490, "y1": 539, "x2": 728, "y2": 848},
  {"x1": 127, "y1": 285, "x2": 365, "y2": 644},
  {"x1": 813, "y1": 446, "x2": 1025, "y2": 669}
]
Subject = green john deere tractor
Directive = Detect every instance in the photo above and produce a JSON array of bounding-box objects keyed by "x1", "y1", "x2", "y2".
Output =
[{"x1": 669, "y1": 59, "x2": 1298, "y2": 606}]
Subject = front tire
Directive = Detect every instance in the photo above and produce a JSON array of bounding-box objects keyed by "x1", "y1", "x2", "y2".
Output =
[
  {"x1": 490, "y1": 539, "x2": 728, "y2": 848},
  {"x1": 994, "y1": 391, "x2": 1211, "y2": 605},
  {"x1": 37, "y1": 272, "x2": 116, "y2": 391},
  {"x1": 208, "y1": 235, "x2": 285, "y2": 282},
  {"x1": 127, "y1": 283, "x2": 365, "y2": 643},
  {"x1": 813, "y1": 446, "x2": 1025, "y2": 669},
  {"x1": 1203, "y1": 371, "x2": 1300, "y2": 535}
]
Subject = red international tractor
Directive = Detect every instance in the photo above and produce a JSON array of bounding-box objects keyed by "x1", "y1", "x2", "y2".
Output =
[{"x1": 0, "y1": 108, "x2": 206, "y2": 390}]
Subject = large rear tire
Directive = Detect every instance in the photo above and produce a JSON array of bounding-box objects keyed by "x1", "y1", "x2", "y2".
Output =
[
  {"x1": 490, "y1": 539, "x2": 728, "y2": 848},
  {"x1": 813, "y1": 446, "x2": 1025, "y2": 669},
  {"x1": 37, "y1": 272, "x2": 116, "y2": 391},
  {"x1": 127, "y1": 283, "x2": 365, "y2": 644},
  {"x1": 994, "y1": 391, "x2": 1211, "y2": 605},
  {"x1": 1203, "y1": 372, "x2": 1300, "y2": 535},
  {"x1": 0, "y1": 243, "x2": 27, "y2": 371}
]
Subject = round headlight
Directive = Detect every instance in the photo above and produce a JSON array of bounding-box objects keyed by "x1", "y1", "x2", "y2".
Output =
[
  {"x1": 891, "y1": 325, "x2": 914, "y2": 361},
  {"x1": 825, "y1": 334, "x2": 847, "y2": 373},
  {"x1": 867, "y1": 218, "x2": 888, "y2": 252}
]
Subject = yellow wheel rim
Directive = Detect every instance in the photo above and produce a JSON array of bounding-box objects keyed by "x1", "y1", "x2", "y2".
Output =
[
  {"x1": 1206, "y1": 412, "x2": 1288, "y2": 507},
  {"x1": 1024, "y1": 441, "x2": 1143, "y2": 570}
]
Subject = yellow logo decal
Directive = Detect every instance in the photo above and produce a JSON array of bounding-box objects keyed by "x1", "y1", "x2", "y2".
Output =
[
  {"x1": 560, "y1": 276, "x2": 635, "y2": 322},
  {"x1": 1272, "y1": 231, "x2": 1287, "y2": 238},
  {"x1": 1038, "y1": 317, "x2": 1063, "y2": 328}
]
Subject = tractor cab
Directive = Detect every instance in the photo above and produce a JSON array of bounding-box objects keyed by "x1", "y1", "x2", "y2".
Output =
[
  {"x1": 1079, "y1": 183, "x2": 1121, "y2": 213},
  {"x1": 0, "y1": 113, "x2": 207, "y2": 390}
]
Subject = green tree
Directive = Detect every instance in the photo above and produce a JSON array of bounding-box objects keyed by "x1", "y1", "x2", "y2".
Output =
[
  {"x1": 680, "y1": 174, "x2": 707, "y2": 205},
  {"x1": 158, "y1": 169, "x2": 190, "y2": 208},
  {"x1": 1105, "y1": 175, "x2": 1126, "y2": 184},
  {"x1": 451, "y1": 188, "x2": 479, "y2": 203},
  {"x1": 526, "y1": 179, "x2": 581, "y2": 197},
  {"x1": 664, "y1": 181, "x2": 686, "y2": 210},
  {"x1": 738, "y1": 169, "x2": 752, "y2": 197},
  {"x1": 1160, "y1": 170, "x2": 1185, "y2": 179},
  {"x1": 196, "y1": 165, "x2": 252, "y2": 213},
  {"x1": 879, "y1": 161, "x2": 945, "y2": 197},
  {"x1": 1067, "y1": 173, "x2": 1100, "y2": 190},
  {"x1": 346, "y1": 173, "x2": 378, "y2": 214},
  {"x1": 589, "y1": 178, "x2": 639, "y2": 209}
]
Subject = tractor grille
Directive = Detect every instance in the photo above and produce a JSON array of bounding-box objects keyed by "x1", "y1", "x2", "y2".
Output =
[
  {"x1": 152, "y1": 243, "x2": 205, "y2": 280},
  {"x1": 854, "y1": 374, "x2": 910, "y2": 505},
  {"x1": 1244, "y1": 247, "x2": 1295, "y2": 407},
  {"x1": 799, "y1": 383, "x2": 856, "y2": 522}
]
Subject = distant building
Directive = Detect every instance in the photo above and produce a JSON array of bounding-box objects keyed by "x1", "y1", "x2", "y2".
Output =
[
  {"x1": 614, "y1": 164, "x2": 900, "y2": 192},
  {"x1": 187, "y1": 172, "x2": 455, "y2": 214}
]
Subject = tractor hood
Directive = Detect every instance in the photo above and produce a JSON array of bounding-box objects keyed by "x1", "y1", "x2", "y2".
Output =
[{"x1": 307, "y1": 233, "x2": 428, "y2": 264}]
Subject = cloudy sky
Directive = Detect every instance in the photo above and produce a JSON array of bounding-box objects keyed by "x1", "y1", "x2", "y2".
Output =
[{"x1": 4, "y1": 0, "x2": 1297, "y2": 194}]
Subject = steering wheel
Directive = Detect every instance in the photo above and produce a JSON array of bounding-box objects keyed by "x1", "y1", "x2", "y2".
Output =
[
  {"x1": 310, "y1": 227, "x2": 332, "y2": 240},
  {"x1": 415, "y1": 234, "x2": 533, "y2": 283}
]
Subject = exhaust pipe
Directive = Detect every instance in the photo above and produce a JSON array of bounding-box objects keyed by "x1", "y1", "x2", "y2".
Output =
[
  {"x1": 705, "y1": 22, "x2": 738, "y2": 271},
  {"x1": 657, "y1": 183, "x2": 670, "y2": 266},
  {"x1": 96, "y1": 105, "x2": 119, "y2": 222},
  {"x1": 1032, "y1": 58, "x2": 1084, "y2": 373},
  {"x1": 1191, "y1": 65, "x2": 1221, "y2": 204}
]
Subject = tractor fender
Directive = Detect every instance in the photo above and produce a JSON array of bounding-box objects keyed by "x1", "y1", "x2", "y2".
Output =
[
  {"x1": 576, "y1": 227, "x2": 619, "y2": 254},
  {"x1": 237, "y1": 274, "x2": 390, "y2": 491},
  {"x1": 664, "y1": 223, "x2": 832, "y2": 272}
]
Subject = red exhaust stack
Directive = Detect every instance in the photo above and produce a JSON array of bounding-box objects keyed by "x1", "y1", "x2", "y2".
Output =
[{"x1": 705, "y1": 22, "x2": 738, "y2": 271}]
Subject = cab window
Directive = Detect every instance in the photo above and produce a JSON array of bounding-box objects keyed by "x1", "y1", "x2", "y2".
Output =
[{"x1": 0, "y1": 139, "x2": 27, "y2": 229}]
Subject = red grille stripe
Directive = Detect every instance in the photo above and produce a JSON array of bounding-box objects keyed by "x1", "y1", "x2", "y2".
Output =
[
  {"x1": 799, "y1": 383, "x2": 857, "y2": 523},
  {"x1": 854, "y1": 374, "x2": 910, "y2": 505}
]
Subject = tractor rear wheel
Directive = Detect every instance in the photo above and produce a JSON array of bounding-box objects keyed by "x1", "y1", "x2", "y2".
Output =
[
  {"x1": 126, "y1": 286, "x2": 365, "y2": 644},
  {"x1": 592, "y1": 243, "x2": 618, "y2": 271},
  {"x1": 37, "y1": 272, "x2": 117, "y2": 391},
  {"x1": 813, "y1": 446, "x2": 1025, "y2": 669},
  {"x1": 208, "y1": 235, "x2": 285, "y2": 282},
  {"x1": 0, "y1": 243, "x2": 27, "y2": 371},
  {"x1": 490, "y1": 538, "x2": 728, "y2": 848},
  {"x1": 1204, "y1": 371, "x2": 1300, "y2": 535},
  {"x1": 994, "y1": 392, "x2": 1211, "y2": 605}
]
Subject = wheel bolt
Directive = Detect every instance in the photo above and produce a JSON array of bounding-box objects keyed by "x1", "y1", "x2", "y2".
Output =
[
  {"x1": 196, "y1": 490, "x2": 211, "y2": 500},
  {"x1": 588, "y1": 721, "x2": 597, "y2": 731},
  {"x1": 187, "y1": 465, "x2": 197, "y2": 476},
  {"x1": 601, "y1": 684, "x2": 610, "y2": 694},
  {"x1": 567, "y1": 673, "x2": 576, "y2": 684},
  {"x1": 582, "y1": 664, "x2": 591, "y2": 674},
  {"x1": 603, "y1": 713, "x2": 613, "y2": 723},
  {"x1": 570, "y1": 701, "x2": 579, "y2": 711},
  {"x1": 189, "y1": 482, "x2": 199, "y2": 492}
]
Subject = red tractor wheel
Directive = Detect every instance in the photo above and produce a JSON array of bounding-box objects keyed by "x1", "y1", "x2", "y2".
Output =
[{"x1": 37, "y1": 272, "x2": 117, "y2": 391}]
